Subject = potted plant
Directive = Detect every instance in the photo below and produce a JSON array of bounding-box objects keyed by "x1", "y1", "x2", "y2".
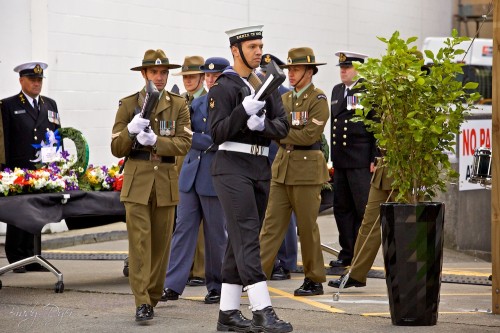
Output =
[{"x1": 354, "y1": 30, "x2": 480, "y2": 326}]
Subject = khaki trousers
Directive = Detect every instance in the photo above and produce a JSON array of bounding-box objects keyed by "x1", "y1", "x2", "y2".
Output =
[
  {"x1": 125, "y1": 193, "x2": 175, "y2": 307},
  {"x1": 349, "y1": 164, "x2": 395, "y2": 283},
  {"x1": 260, "y1": 182, "x2": 325, "y2": 283},
  {"x1": 191, "y1": 225, "x2": 205, "y2": 278}
]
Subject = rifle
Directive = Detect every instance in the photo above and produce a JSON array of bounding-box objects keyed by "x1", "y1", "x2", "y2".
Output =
[
  {"x1": 243, "y1": 60, "x2": 286, "y2": 117},
  {"x1": 254, "y1": 59, "x2": 286, "y2": 102},
  {"x1": 119, "y1": 80, "x2": 161, "y2": 173}
]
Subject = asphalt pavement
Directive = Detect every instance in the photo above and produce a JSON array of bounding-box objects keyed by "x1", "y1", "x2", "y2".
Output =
[{"x1": 0, "y1": 209, "x2": 499, "y2": 333}]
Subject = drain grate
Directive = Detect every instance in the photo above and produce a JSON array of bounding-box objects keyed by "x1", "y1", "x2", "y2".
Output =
[
  {"x1": 42, "y1": 252, "x2": 127, "y2": 261},
  {"x1": 365, "y1": 269, "x2": 492, "y2": 286}
]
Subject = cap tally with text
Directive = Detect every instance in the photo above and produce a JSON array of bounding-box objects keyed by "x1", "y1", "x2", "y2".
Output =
[
  {"x1": 173, "y1": 56, "x2": 205, "y2": 76},
  {"x1": 200, "y1": 57, "x2": 230, "y2": 73},
  {"x1": 260, "y1": 54, "x2": 285, "y2": 71},
  {"x1": 225, "y1": 25, "x2": 263, "y2": 45},
  {"x1": 14, "y1": 62, "x2": 48, "y2": 78},
  {"x1": 335, "y1": 51, "x2": 368, "y2": 66},
  {"x1": 131, "y1": 49, "x2": 181, "y2": 71}
]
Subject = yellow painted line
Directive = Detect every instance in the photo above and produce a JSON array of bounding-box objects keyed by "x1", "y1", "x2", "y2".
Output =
[
  {"x1": 443, "y1": 270, "x2": 491, "y2": 277},
  {"x1": 43, "y1": 250, "x2": 128, "y2": 254},
  {"x1": 267, "y1": 286, "x2": 344, "y2": 313},
  {"x1": 340, "y1": 292, "x2": 491, "y2": 297}
]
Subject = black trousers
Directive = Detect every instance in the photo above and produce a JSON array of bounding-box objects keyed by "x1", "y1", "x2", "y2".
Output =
[
  {"x1": 333, "y1": 167, "x2": 372, "y2": 262},
  {"x1": 5, "y1": 224, "x2": 38, "y2": 269},
  {"x1": 213, "y1": 173, "x2": 269, "y2": 286}
]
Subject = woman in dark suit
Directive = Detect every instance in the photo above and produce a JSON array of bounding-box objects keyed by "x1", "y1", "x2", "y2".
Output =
[{"x1": 161, "y1": 57, "x2": 230, "y2": 305}]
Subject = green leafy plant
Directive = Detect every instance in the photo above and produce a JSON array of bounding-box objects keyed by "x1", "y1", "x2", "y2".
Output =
[{"x1": 354, "y1": 30, "x2": 480, "y2": 203}]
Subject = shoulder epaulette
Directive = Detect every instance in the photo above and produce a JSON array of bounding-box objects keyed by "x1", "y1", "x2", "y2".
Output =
[
  {"x1": 168, "y1": 91, "x2": 183, "y2": 99},
  {"x1": 121, "y1": 92, "x2": 140, "y2": 101}
]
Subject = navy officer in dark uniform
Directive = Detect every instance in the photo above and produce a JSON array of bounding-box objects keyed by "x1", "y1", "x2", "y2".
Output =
[
  {"x1": 208, "y1": 25, "x2": 292, "y2": 333},
  {"x1": 0, "y1": 61, "x2": 60, "y2": 273},
  {"x1": 330, "y1": 51, "x2": 377, "y2": 269}
]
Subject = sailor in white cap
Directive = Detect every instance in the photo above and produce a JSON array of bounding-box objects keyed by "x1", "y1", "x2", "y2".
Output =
[
  {"x1": 207, "y1": 25, "x2": 292, "y2": 332},
  {"x1": 0, "y1": 61, "x2": 60, "y2": 273},
  {"x1": 329, "y1": 51, "x2": 378, "y2": 273}
]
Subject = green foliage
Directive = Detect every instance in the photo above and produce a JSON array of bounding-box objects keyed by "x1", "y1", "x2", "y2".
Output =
[
  {"x1": 354, "y1": 30, "x2": 480, "y2": 203},
  {"x1": 59, "y1": 127, "x2": 90, "y2": 174}
]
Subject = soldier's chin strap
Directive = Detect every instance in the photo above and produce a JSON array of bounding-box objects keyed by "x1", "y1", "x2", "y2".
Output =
[
  {"x1": 237, "y1": 43, "x2": 254, "y2": 70},
  {"x1": 292, "y1": 67, "x2": 308, "y2": 90}
]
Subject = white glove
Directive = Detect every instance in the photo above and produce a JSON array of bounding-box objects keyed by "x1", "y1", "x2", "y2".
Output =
[
  {"x1": 136, "y1": 130, "x2": 157, "y2": 146},
  {"x1": 127, "y1": 114, "x2": 150, "y2": 134},
  {"x1": 247, "y1": 114, "x2": 265, "y2": 131},
  {"x1": 242, "y1": 94, "x2": 265, "y2": 116}
]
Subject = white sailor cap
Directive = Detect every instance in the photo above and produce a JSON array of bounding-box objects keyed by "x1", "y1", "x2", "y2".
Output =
[
  {"x1": 225, "y1": 25, "x2": 263, "y2": 45},
  {"x1": 13, "y1": 61, "x2": 48, "y2": 77},
  {"x1": 335, "y1": 51, "x2": 368, "y2": 66}
]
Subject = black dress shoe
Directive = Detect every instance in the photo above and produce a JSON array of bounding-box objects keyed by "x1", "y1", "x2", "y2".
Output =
[
  {"x1": 216, "y1": 309, "x2": 252, "y2": 332},
  {"x1": 293, "y1": 278, "x2": 324, "y2": 296},
  {"x1": 328, "y1": 276, "x2": 366, "y2": 289},
  {"x1": 271, "y1": 266, "x2": 291, "y2": 281},
  {"x1": 251, "y1": 306, "x2": 293, "y2": 333},
  {"x1": 13, "y1": 266, "x2": 27, "y2": 273},
  {"x1": 204, "y1": 289, "x2": 221, "y2": 304},
  {"x1": 186, "y1": 276, "x2": 206, "y2": 286},
  {"x1": 329, "y1": 259, "x2": 351, "y2": 267},
  {"x1": 160, "y1": 288, "x2": 180, "y2": 301},
  {"x1": 26, "y1": 264, "x2": 50, "y2": 272},
  {"x1": 135, "y1": 304, "x2": 154, "y2": 322}
]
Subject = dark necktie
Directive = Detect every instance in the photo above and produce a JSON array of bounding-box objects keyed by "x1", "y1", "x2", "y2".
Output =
[
  {"x1": 33, "y1": 98, "x2": 39, "y2": 112},
  {"x1": 344, "y1": 88, "x2": 350, "y2": 98}
]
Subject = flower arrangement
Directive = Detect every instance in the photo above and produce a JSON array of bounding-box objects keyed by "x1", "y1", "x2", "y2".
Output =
[
  {"x1": 0, "y1": 129, "x2": 124, "y2": 196},
  {"x1": 78, "y1": 161, "x2": 124, "y2": 192}
]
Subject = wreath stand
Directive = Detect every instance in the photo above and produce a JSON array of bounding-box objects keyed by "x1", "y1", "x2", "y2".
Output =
[{"x1": 0, "y1": 127, "x2": 89, "y2": 293}]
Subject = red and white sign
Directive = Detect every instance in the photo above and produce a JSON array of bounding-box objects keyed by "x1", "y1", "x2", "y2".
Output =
[{"x1": 459, "y1": 119, "x2": 492, "y2": 191}]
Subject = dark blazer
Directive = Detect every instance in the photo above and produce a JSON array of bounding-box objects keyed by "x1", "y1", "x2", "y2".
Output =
[
  {"x1": 179, "y1": 94, "x2": 217, "y2": 196},
  {"x1": 208, "y1": 71, "x2": 289, "y2": 181},
  {"x1": 330, "y1": 81, "x2": 377, "y2": 169},
  {"x1": 0, "y1": 92, "x2": 60, "y2": 170}
]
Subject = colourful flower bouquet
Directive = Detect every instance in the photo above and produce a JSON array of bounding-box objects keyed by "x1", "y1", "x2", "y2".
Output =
[
  {"x1": 321, "y1": 166, "x2": 334, "y2": 192},
  {"x1": 0, "y1": 150, "x2": 123, "y2": 197},
  {"x1": 78, "y1": 161, "x2": 124, "y2": 192}
]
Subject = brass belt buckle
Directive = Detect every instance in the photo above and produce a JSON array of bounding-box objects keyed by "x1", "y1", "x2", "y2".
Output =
[
  {"x1": 285, "y1": 144, "x2": 294, "y2": 151},
  {"x1": 150, "y1": 153, "x2": 161, "y2": 162}
]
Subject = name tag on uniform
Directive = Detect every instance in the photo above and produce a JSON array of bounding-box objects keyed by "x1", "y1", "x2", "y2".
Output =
[
  {"x1": 48, "y1": 110, "x2": 60, "y2": 125},
  {"x1": 331, "y1": 100, "x2": 339, "y2": 105},
  {"x1": 14, "y1": 109, "x2": 26, "y2": 115}
]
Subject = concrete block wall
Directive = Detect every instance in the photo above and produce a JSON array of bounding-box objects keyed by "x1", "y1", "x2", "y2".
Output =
[{"x1": 0, "y1": 0, "x2": 454, "y2": 234}]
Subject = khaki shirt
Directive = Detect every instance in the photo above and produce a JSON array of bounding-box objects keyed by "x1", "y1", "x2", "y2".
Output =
[
  {"x1": 111, "y1": 89, "x2": 192, "y2": 206},
  {"x1": 272, "y1": 84, "x2": 330, "y2": 185}
]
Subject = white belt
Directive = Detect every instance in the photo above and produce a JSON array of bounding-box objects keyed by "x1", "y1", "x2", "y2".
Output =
[{"x1": 219, "y1": 141, "x2": 269, "y2": 157}]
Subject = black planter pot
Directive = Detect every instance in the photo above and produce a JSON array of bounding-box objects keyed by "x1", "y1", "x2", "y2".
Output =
[{"x1": 380, "y1": 202, "x2": 445, "y2": 326}]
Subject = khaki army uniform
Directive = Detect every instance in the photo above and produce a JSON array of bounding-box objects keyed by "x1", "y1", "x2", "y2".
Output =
[
  {"x1": 260, "y1": 83, "x2": 330, "y2": 283},
  {"x1": 348, "y1": 158, "x2": 396, "y2": 283},
  {"x1": 111, "y1": 89, "x2": 191, "y2": 307}
]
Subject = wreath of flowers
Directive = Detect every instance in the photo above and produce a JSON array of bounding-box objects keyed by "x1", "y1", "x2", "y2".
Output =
[
  {"x1": 0, "y1": 129, "x2": 123, "y2": 196},
  {"x1": 58, "y1": 127, "x2": 90, "y2": 174}
]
